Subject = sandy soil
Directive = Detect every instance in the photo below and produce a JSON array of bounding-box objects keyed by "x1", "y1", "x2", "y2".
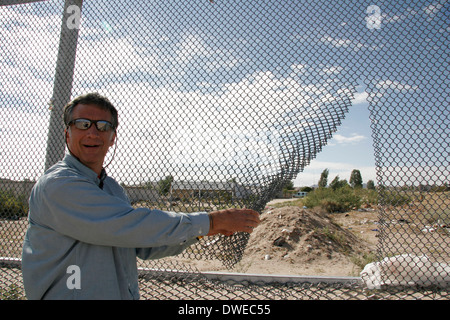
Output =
[
  {"x1": 233, "y1": 204, "x2": 378, "y2": 277},
  {"x1": 235, "y1": 205, "x2": 378, "y2": 277},
  {"x1": 153, "y1": 200, "x2": 380, "y2": 277}
]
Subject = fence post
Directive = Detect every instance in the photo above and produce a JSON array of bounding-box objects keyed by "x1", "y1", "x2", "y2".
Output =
[{"x1": 44, "y1": 0, "x2": 83, "y2": 171}]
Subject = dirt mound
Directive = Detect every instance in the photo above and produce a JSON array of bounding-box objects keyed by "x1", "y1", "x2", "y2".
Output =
[
  {"x1": 159, "y1": 204, "x2": 376, "y2": 276},
  {"x1": 238, "y1": 206, "x2": 371, "y2": 275}
]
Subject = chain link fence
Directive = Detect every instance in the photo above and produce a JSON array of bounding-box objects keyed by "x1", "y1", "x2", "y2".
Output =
[{"x1": 1, "y1": 0, "x2": 448, "y2": 300}]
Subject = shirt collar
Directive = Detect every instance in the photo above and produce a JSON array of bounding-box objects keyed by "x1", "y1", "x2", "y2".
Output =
[{"x1": 63, "y1": 153, "x2": 107, "y2": 189}]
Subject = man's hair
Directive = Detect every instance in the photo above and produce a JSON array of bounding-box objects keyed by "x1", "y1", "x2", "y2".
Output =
[{"x1": 63, "y1": 92, "x2": 119, "y2": 130}]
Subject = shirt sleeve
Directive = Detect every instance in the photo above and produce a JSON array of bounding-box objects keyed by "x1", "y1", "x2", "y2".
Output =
[
  {"x1": 30, "y1": 173, "x2": 210, "y2": 248},
  {"x1": 135, "y1": 237, "x2": 199, "y2": 260}
]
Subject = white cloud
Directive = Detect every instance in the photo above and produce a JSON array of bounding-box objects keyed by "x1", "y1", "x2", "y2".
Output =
[
  {"x1": 92, "y1": 79, "x2": 286, "y2": 183},
  {"x1": 175, "y1": 34, "x2": 208, "y2": 61},
  {"x1": 321, "y1": 66, "x2": 343, "y2": 75},
  {"x1": 0, "y1": 107, "x2": 50, "y2": 181},
  {"x1": 423, "y1": 2, "x2": 443, "y2": 20},
  {"x1": 381, "y1": 3, "x2": 444, "y2": 25},
  {"x1": 0, "y1": 8, "x2": 361, "y2": 185},
  {"x1": 376, "y1": 79, "x2": 419, "y2": 92},
  {"x1": 320, "y1": 36, "x2": 353, "y2": 48},
  {"x1": 74, "y1": 37, "x2": 160, "y2": 81},
  {"x1": 0, "y1": 7, "x2": 59, "y2": 106},
  {"x1": 424, "y1": 3, "x2": 443, "y2": 15},
  {"x1": 320, "y1": 35, "x2": 378, "y2": 51},
  {"x1": 351, "y1": 90, "x2": 368, "y2": 105},
  {"x1": 87, "y1": 64, "x2": 359, "y2": 184},
  {"x1": 333, "y1": 133, "x2": 366, "y2": 144}
]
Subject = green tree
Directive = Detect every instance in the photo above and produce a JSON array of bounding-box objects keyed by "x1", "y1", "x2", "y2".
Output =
[
  {"x1": 283, "y1": 180, "x2": 295, "y2": 190},
  {"x1": 318, "y1": 168, "x2": 329, "y2": 188},
  {"x1": 349, "y1": 169, "x2": 363, "y2": 188},
  {"x1": 330, "y1": 175, "x2": 349, "y2": 190},
  {"x1": 282, "y1": 180, "x2": 295, "y2": 197},
  {"x1": 329, "y1": 175, "x2": 341, "y2": 190},
  {"x1": 367, "y1": 180, "x2": 375, "y2": 190},
  {"x1": 158, "y1": 175, "x2": 174, "y2": 196}
]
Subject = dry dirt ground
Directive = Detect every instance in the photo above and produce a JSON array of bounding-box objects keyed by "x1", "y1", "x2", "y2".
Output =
[
  {"x1": 234, "y1": 204, "x2": 378, "y2": 277},
  {"x1": 161, "y1": 200, "x2": 380, "y2": 277}
]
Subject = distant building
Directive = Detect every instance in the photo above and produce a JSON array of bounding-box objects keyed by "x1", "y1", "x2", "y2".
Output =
[
  {"x1": 170, "y1": 180, "x2": 253, "y2": 201},
  {"x1": 292, "y1": 191, "x2": 308, "y2": 198}
]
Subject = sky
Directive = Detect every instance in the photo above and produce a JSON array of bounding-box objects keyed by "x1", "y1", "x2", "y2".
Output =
[
  {"x1": 293, "y1": 86, "x2": 376, "y2": 186},
  {"x1": 0, "y1": 0, "x2": 448, "y2": 188}
]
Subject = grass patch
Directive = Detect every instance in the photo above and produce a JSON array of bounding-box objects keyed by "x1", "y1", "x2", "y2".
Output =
[
  {"x1": 270, "y1": 199, "x2": 304, "y2": 208},
  {"x1": 304, "y1": 186, "x2": 372, "y2": 213}
]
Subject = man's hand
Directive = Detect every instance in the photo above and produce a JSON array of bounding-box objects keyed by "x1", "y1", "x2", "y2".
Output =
[{"x1": 206, "y1": 208, "x2": 260, "y2": 236}]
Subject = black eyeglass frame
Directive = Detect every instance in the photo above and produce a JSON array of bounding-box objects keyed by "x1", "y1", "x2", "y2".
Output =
[{"x1": 67, "y1": 118, "x2": 115, "y2": 132}]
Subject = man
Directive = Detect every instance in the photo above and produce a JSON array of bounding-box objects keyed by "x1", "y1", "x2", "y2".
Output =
[{"x1": 21, "y1": 92, "x2": 260, "y2": 300}]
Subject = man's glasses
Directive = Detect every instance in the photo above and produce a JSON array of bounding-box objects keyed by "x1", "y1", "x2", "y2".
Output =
[{"x1": 68, "y1": 118, "x2": 115, "y2": 132}]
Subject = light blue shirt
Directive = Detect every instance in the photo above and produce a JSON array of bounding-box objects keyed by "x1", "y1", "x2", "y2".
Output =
[{"x1": 21, "y1": 154, "x2": 210, "y2": 300}]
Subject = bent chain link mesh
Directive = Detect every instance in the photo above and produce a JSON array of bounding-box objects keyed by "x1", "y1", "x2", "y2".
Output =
[{"x1": 0, "y1": 0, "x2": 448, "y2": 299}]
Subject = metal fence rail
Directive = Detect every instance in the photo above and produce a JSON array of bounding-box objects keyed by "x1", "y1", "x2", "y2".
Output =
[{"x1": 1, "y1": 0, "x2": 449, "y2": 300}]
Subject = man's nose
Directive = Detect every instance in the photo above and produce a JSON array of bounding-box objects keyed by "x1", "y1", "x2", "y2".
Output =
[{"x1": 85, "y1": 124, "x2": 101, "y2": 136}]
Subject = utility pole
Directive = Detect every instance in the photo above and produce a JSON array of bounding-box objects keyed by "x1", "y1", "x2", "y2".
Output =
[{"x1": 44, "y1": 0, "x2": 83, "y2": 170}]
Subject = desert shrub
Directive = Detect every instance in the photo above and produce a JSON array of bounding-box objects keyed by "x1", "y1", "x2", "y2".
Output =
[
  {"x1": 304, "y1": 186, "x2": 362, "y2": 213},
  {"x1": 304, "y1": 183, "x2": 414, "y2": 213},
  {"x1": 377, "y1": 189, "x2": 412, "y2": 206},
  {"x1": 0, "y1": 190, "x2": 28, "y2": 219},
  {"x1": 355, "y1": 187, "x2": 378, "y2": 206},
  {"x1": 320, "y1": 199, "x2": 347, "y2": 213}
]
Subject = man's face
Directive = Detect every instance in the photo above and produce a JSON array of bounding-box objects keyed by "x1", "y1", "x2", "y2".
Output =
[{"x1": 65, "y1": 103, "x2": 116, "y2": 175}]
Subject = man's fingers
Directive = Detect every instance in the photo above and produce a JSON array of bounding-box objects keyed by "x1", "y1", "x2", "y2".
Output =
[
  {"x1": 207, "y1": 208, "x2": 261, "y2": 236},
  {"x1": 235, "y1": 210, "x2": 260, "y2": 233},
  {"x1": 240, "y1": 209, "x2": 260, "y2": 221},
  {"x1": 244, "y1": 210, "x2": 261, "y2": 224}
]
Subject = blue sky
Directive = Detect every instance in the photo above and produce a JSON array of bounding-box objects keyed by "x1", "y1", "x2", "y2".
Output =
[{"x1": 1, "y1": 0, "x2": 448, "y2": 188}]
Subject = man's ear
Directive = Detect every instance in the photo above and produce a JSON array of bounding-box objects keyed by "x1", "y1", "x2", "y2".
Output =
[{"x1": 64, "y1": 127, "x2": 69, "y2": 144}]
